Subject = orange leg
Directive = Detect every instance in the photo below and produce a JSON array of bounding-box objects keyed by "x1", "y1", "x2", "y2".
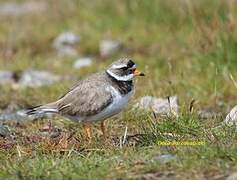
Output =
[
  {"x1": 100, "y1": 121, "x2": 106, "y2": 139},
  {"x1": 83, "y1": 123, "x2": 92, "y2": 143}
]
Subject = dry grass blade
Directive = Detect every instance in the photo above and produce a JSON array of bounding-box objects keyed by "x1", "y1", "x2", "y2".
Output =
[{"x1": 229, "y1": 73, "x2": 237, "y2": 90}]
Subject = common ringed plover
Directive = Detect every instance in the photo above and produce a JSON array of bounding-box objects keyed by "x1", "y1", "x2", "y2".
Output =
[{"x1": 27, "y1": 58, "x2": 145, "y2": 142}]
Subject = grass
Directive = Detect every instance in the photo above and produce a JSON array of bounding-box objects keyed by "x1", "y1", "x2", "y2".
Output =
[{"x1": 0, "y1": 0, "x2": 237, "y2": 179}]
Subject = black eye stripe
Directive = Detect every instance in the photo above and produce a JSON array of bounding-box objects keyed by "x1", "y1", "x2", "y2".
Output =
[
  {"x1": 121, "y1": 66, "x2": 128, "y2": 70},
  {"x1": 127, "y1": 60, "x2": 135, "y2": 68},
  {"x1": 120, "y1": 66, "x2": 135, "y2": 71}
]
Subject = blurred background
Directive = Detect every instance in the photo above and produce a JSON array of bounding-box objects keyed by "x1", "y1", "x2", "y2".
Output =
[{"x1": 0, "y1": 0, "x2": 237, "y2": 112}]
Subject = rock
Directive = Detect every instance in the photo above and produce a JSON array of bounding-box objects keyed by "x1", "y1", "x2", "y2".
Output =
[
  {"x1": 0, "y1": 71, "x2": 15, "y2": 85},
  {"x1": 0, "y1": 110, "x2": 53, "y2": 123},
  {"x1": 137, "y1": 96, "x2": 153, "y2": 109},
  {"x1": 225, "y1": 105, "x2": 237, "y2": 126},
  {"x1": 53, "y1": 32, "x2": 80, "y2": 57},
  {"x1": 0, "y1": 2, "x2": 47, "y2": 16},
  {"x1": 0, "y1": 125, "x2": 11, "y2": 137},
  {"x1": 154, "y1": 154, "x2": 176, "y2": 163},
  {"x1": 152, "y1": 96, "x2": 178, "y2": 115},
  {"x1": 73, "y1": 57, "x2": 93, "y2": 69},
  {"x1": 227, "y1": 173, "x2": 237, "y2": 180},
  {"x1": 0, "y1": 70, "x2": 60, "y2": 88},
  {"x1": 18, "y1": 70, "x2": 60, "y2": 87},
  {"x1": 99, "y1": 40, "x2": 121, "y2": 57},
  {"x1": 0, "y1": 110, "x2": 33, "y2": 123},
  {"x1": 136, "y1": 96, "x2": 179, "y2": 116},
  {"x1": 53, "y1": 32, "x2": 80, "y2": 47},
  {"x1": 55, "y1": 46, "x2": 78, "y2": 57}
]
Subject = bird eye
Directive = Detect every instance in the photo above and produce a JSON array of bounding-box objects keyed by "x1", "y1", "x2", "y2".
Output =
[{"x1": 128, "y1": 69, "x2": 134, "y2": 74}]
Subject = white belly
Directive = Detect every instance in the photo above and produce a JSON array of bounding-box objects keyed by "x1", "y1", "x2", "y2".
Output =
[
  {"x1": 67, "y1": 86, "x2": 133, "y2": 123},
  {"x1": 86, "y1": 86, "x2": 133, "y2": 122}
]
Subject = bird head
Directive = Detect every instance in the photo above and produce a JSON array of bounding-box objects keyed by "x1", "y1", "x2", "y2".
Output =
[{"x1": 106, "y1": 58, "x2": 145, "y2": 81}]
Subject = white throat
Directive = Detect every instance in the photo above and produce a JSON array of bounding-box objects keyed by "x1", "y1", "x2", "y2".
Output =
[{"x1": 106, "y1": 70, "x2": 134, "y2": 81}]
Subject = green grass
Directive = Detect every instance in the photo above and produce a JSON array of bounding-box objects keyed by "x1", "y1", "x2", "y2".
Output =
[{"x1": 1, "y1": 0, "x2": 237, "y2": 179}]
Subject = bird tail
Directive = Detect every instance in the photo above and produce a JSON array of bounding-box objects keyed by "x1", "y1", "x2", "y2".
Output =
[{"x1": 26, "y1": 102, "x2": 58, "y2": 115}]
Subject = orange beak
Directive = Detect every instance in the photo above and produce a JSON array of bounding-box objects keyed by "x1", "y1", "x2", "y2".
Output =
[{"x1": 133, "y1": 69, "x2": 145, "y2": 76}]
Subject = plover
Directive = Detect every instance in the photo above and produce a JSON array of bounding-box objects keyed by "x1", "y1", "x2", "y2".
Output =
[{"x1": 27, "y1": 58, "x2": 145, "y2": 142}]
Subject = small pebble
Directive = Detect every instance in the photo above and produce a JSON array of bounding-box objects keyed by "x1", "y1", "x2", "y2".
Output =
[
  {"x1": 99, "y1": 39, "x2": 121, "y2": 57},
  {"x1": 18, "y1": 70, "x2": 60, "y2": 87},
  {"x1": 0, "y1": 71, "x2": 15, "y2": 85},
  {"x1": 0, "y1": 2, "x2": 47, "y2": 16},
  {"x1": 73, "y1": 57, "x2": 93, "y2": 69},
  {"x1": 227, "y1": 173, "x2": 237, "y2": 180},
  {"x1": 154, "y1": 154, "x2": 177, "y2": 163},
  {"x1": 53, "y1": 32, "x2": 80, "y2": 57},
  {"x1": 0, "y1": 110, "x2": 53, "y2": 123}
]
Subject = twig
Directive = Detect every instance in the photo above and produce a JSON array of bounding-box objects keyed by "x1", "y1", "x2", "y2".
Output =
[
  {"x1": 16, "y1": 145, "x2": 22, "y2": 158},
  {"x1": 229, "y1": 73, "x2": 237, "y2": 89},
  {"x1": 122, "y1": 126, "x2": 128, "y2": 145}
]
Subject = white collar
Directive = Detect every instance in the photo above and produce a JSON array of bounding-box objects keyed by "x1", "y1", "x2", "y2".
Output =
[{"x1": 106, "y1": 70, "x2": 134, "y2": 81}]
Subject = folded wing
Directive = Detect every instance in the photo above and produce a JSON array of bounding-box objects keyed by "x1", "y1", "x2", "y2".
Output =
[{"x1": 57, "y1": 80, "x2": 113, "y2": 117}]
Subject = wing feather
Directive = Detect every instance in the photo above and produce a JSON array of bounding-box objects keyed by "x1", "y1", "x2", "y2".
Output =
[{"x1": 57, "y1": 80, "x2": 113, "y2": 117}]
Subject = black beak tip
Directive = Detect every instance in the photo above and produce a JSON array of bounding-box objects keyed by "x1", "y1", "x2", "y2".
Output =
[{"x1": 140, "y1": 72, "x2": 145, "y2": 76}]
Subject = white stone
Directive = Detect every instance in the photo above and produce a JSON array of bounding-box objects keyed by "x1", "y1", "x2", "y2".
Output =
[
  {"x1": 227, "y1": 173, "x2": 237, "y2": 180},
  {"x1": 0, "y1": 71, "x2": 15, "y2": 85},
  {"x1": 19, "y1": 70, "x2": 60, "y2": 87},
  {"x1": 0, "y1": 109, "x2": 53, "y2": 123},
  {"x1": 225, "y1": 105, "x2": 237, "y2": 126},
  {"x1": 53, "y1": 32, "x2": 80, "y2": 48},
  {"x1": 136, "y1": 96, "x2": 179, "y2": 116},
  {"x1": 137, "y1": 96, "x2": 154, "y2": 109},
  {"x1": 73, "y1": 57, "x2": 93, "y2": 69},
  {"x1": 99, "y1": 40, "x2": 121, "y2": 57},
  {"x1": 53, "y1": 32, "x2": 80, "y2": 57},
  {"x1": 0, "y1": 2, "x2": 47, "y2": 16},
  {"x1": 56, "y1": 46, "x2": 78, "y2": 57},
  {"x1": 154, "y1": 154, "x2": 176, "y2": 163},
  {"x1": 152, "y1": 96, "x2": 178, "y2": 115}
]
